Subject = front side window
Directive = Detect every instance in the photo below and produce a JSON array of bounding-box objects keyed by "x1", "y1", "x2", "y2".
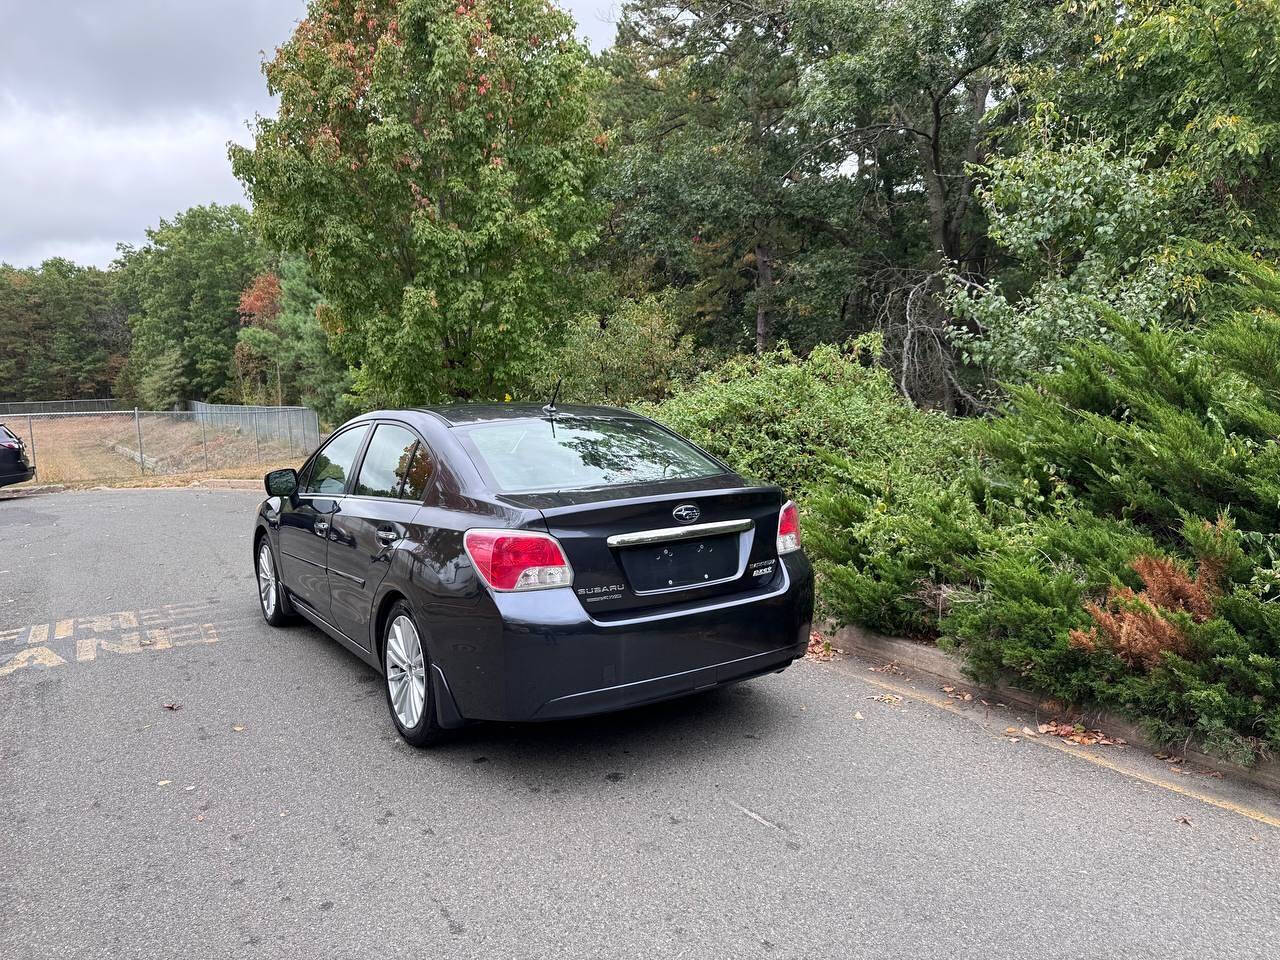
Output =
[
  {"x1": 302, "y1": 426, "x2": 368, "y2": 495},
  {"x1": 354, "y1": 424, "x2": 431, "y2": 499},
  {"x1": 458, "y1": 416, "x2": 726, "y2": 493}
]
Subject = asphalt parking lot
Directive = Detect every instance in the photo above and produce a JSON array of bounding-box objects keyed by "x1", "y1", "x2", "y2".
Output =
[{"x1": 3, "y1": 488, "x2": 1280, "y2": 959}]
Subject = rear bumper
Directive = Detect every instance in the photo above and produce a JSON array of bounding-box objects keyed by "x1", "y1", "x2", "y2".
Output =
[
  {"x1": 442, "y1": 552, "x2": 814, "y2": 723},
  {"x1": 531, "y1": 642, "x2": 803, "y2": 720}
]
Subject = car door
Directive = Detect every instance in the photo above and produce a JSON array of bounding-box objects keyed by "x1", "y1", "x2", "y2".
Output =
[
  {"x1": 326, "y1": 422, "x2": 435, "y2": 648},
  {"x1": 277, "y1": 424, "x2": 369, "y2": 617}
]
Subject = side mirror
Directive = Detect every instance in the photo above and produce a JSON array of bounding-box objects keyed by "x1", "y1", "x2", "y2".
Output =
[{"x1": 264, "y1": 468, "x2": 299, "y2": 498}]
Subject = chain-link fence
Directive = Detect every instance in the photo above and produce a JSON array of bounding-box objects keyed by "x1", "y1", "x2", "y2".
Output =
[
  {"x1": 0, "y1": 398, "x2": 121, "y2": 416},
  {"x1": 2, "y1": 406, "x2": 321, "y2": 484}
]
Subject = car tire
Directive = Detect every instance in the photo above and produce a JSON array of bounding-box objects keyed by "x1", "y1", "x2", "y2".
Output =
[
  {"x1": 382, "y1": 600, "x2": 447, "y2": 747},
  {"x1": 255, "y1": 534, "x2": 294, "y2": 626}
]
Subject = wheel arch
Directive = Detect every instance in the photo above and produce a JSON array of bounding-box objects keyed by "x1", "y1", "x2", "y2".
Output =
[
  {"x1": 371, "y1": 588, "x2": 410, "y2": 671},
  {"x1": 370, "y1": 588, "x2": 465, "y2": 729}
]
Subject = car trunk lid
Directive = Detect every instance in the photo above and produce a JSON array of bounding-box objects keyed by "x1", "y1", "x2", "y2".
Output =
[{"x1": 503, "y1": 477, "x2": 785, "y2": 616}]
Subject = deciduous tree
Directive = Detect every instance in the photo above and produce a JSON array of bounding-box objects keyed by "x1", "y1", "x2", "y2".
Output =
[
  {"x1": 231, "y1": 0, "x2": 607, "y2": 403},
  {"x1": 115, "y1": 204, "x2": 263, "y2": 407}
]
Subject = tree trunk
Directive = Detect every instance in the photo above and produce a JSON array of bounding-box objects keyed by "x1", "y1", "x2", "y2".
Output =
[
  {"x1": 755, "y1": 243, "x2": 773, "y2": 354},
  {"x1": 915, "y1": 135, "x2": 951, "y2": 266}
]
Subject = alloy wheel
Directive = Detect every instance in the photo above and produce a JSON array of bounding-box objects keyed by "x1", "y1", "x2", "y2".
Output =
[
  {"x1": 386, "y1": 614, "x2": 427, "y2": 729},
  {"x1": 257, "y1": 541, "x2": 277, "y2": 618}
]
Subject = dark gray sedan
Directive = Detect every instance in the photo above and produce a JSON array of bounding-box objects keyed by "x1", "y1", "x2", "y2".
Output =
[
  {"x1": 0, "y1": 423, "x2": 34, "y2": 487},
  {"x1": 253, "y1": 404, "x2": 814, "y2": 745}
]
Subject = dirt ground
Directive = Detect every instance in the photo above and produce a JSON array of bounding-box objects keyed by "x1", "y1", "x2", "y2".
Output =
[{"x1": 8, "y1": 413, "x2": 309, "y2": 486}]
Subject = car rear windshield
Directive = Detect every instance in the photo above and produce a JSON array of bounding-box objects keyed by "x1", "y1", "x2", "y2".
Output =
[{"x1": 458, "y1": 416, "x2": 726, "y2": 492}]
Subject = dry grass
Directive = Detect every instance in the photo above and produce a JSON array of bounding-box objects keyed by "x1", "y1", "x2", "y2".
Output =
[
  {"x1": 11, "y1": 414, "x2": 310, "y2": 486},
  {"x1": 54, "y1": 460, "x2": 299, "y2": 490}
]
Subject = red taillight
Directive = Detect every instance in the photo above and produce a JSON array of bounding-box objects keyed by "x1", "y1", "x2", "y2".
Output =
[
  {"x1": 777, "y1": 500, "x2": 801, "y2": 555},
  {"x1": 463, "y1": 529, "x2": 574, "y2": 592}
]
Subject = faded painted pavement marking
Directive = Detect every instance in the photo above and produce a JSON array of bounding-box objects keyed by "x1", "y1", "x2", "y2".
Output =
[{"x1": 0, "y1": 601, "x2": 253, "y2": 678}]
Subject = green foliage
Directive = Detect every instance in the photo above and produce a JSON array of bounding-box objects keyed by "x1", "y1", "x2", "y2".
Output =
[
  {"x1": 235, "y1": 257, "x2": 356, "y2": 424},
  {"x1": 553, "y1": 289, "x2": 701, "y2": 406},
  {"x1": 983, "y1": 307, "x2": 1280, "y2": 536},
  {"x1": 0, "y1": 259, "x2": 127, "y2": 402},
  {"x1": 949, "y1": 124, "x2": 1184, "y2": 382},
  {"x1": 640, "y1": 342, "x2": 961, "y2": 500},
  {"x1": 952, "y1": 0, "x2": 1280, "y2": 387},
  {"x1": 1092, "y1": 0, "x2": 1280, "y2": 240},
  {"x1": 231, "y1": 0, "x2": 606, "y2": 404},
  {"x1": 115, "y1": 204, "x2": 264, "y2": 407},
  {"x1": 814, "y1": 255, "x2": 1280, "y2": 761},
  {"x1": 603, "y1": 0, "x2": 851, "y2": 354}
]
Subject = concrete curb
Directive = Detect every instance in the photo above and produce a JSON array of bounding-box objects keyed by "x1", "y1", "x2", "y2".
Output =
[
  {"x1": 832, "y1": 623, "x2": 1280, "y2": 794},
  {"x1": 193, "y1": 479, "x2": 262, "y2": 490},
  {"x1": 0, "y1": 483, "x2": 66, "y2": 499}
]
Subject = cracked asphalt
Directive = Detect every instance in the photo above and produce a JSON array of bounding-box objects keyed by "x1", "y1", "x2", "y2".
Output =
[{"x1": 3, "y1": 488, "x2": 1280, "y2": 959}]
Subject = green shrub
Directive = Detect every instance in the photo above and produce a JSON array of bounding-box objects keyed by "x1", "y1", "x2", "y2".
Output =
[
  {"x1": 813, "y1": 254, "x2": 1280, "y2": 762},
  {"x1": 555, "y1": 290, "x2": 702, "y2": 406},
  {"x1": 648, "y1": 261, "x2": 1280, "y2": 762},
  {"x1": 641, "y1": 341, "x2": 962, "y2": 501}
]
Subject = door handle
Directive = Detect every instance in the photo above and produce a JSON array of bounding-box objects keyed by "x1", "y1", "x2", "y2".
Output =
[
  {"x1": 376, "y1": 528, "x2": 399, "y2": 545},
  {"x1": 314, "y1": 520, "x2": 329, "y2": 536}
]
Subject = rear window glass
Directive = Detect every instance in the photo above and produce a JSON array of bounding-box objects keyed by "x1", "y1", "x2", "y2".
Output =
[{"x1": 459, "y1": 417, "x2": 725, "y2": 492}]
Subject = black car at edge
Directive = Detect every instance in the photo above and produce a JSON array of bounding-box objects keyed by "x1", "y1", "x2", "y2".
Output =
[
  {"x1": 253, "y1": 404, "x2": 814, "y2": 745},
  {"x1": 0, "y1": 424, "x2": 35, "y2": 487}
]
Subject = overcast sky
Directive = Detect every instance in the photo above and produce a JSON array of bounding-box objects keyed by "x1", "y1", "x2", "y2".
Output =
[{"x1": 0, "y1": 0, "x2": 619, "y2": 269}]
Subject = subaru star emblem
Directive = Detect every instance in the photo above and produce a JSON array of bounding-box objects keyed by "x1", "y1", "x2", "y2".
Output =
[{"x1": 672, "y1": 503, "x2": 701, "y2": 524}]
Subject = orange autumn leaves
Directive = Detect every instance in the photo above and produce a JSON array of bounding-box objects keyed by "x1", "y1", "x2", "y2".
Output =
[{"x1": 1069, "y1": 523, "x2": 1228, "y2": 671}]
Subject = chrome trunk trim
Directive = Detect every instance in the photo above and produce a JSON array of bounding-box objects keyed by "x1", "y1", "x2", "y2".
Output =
[{"x1": 606, "y1": 517, "x2": 754, "y2": 548}]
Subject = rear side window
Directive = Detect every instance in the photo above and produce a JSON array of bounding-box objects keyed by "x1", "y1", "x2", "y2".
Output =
[
  {"x1": 459, "y1": 417, "x2": 725, "y2": 492},
  {"x1": 303, "y1": 426, "x2": 368, "y2": 495},
  {"x1": 400, "y1": 445, "x2": 433, "y2": 500},
  {"x1": 355, "y1": 424, "x2": 432, "y2": 500}
]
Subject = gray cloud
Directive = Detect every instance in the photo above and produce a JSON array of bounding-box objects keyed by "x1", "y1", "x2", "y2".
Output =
[
  {"x1": 0, "y1": 0, "x2": 617, "y2": 269},
  {"x1": 0, "y1": 1, "x2": 302, "y2": 120}
]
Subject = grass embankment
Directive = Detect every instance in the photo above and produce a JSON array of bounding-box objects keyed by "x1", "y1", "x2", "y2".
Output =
[{"x1": 11, "y1": 414, "x2": 309, "y2": 486}]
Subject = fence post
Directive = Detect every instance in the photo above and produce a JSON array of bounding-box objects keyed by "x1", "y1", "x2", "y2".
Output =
[
  {"x1": 134, "y1": 408, "x2": 144, "y2": 474},
  {"x1": 27, "y1": 414, "x2": 36, "y2": 471},
  {"x1": 286, "y1": 410, "x2": 294, "y2": 457},
  {"x1": 200, "y1": 413, "x2": 209, "y2": 471},
  {"x1": 254, "y1": 412, "x2": 262, "y2": 463}
]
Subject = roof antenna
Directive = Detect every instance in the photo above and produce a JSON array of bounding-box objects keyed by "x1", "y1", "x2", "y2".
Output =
[{"x1": 542, "y1": 377, "x2": 562, "y2": 417}]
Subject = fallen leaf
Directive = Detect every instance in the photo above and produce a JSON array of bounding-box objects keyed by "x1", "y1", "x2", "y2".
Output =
[
  {"x1": 184, "y1": 785, "x2": 195, "y2": 792},
  {"x1": 962, "y1": 693, "x2": 972, "y2": 702},
  {"x1": 232, "y1": 725, "x2": 245, "y2": 732},
  {"x1": 853, "y1": 711, "x2": 864, "y2": 720},
  {"x1": 157, "y1": 779, "x2": 171, "y2": 787},
  {"x1": 805, "y1": 632, "x2": 837, "y2": 662},
  {"x1": 1004, "y1": 726, "x2": 1018, "y2": 735},
  {"x1": 1175, "y1": 815, "x2": 1193, "y2": 827},
  {"x1": 1021, "y1": 726, "x2": 1038, "y2": 737},
  {"x1": 868, "y1": 694, "x2": 902, "y2": 705},
  {"x1": 942, "y1": 685, "x2": 955, "y2": 694},
  {"x1": 162, "y1": 702, "x2": 181, "y2": 711}
]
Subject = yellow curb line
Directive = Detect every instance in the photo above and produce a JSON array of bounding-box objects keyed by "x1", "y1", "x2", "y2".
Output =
[{"x1": 858, "y1": 672, "x2": 1280, "y2": 831}]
